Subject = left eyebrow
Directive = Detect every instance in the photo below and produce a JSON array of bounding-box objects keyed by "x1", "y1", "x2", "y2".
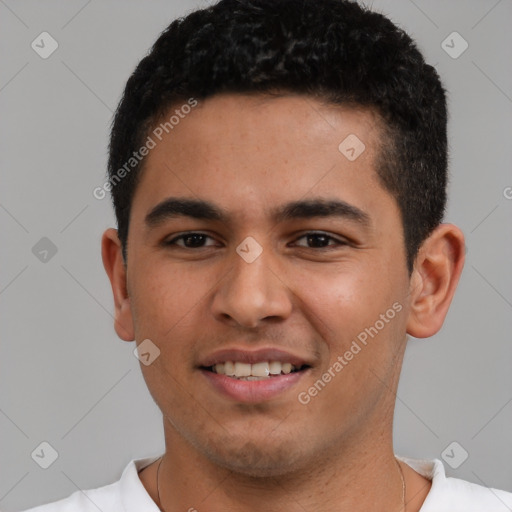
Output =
[
  {"x1": 144, "y1": 196, "x2": 371, "y2": 229},
  {"x1": 272, "y1": 198, "x2": 371, "y2": 227}
]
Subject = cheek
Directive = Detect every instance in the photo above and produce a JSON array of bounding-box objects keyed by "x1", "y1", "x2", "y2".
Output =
[
  {"x1": 293, "y1": 259, "x2": 406, "y2": 366},
  {"x1": 128, "y1": 263, "x2": 208, "y2": 410},
  {"x1": 295, "y1": 269, "x2": 406, "y2": 423},
  {"x1": 129, "y1": 260, "x2": 210, "y2": 343},
  {"x1": 294, "y1": 267, "x2": 388, "y2": 339}
]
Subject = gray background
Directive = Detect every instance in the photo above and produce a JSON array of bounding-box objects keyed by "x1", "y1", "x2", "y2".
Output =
[{"x1": 1, "y1": 0, "x2": 511, "y2": 509}]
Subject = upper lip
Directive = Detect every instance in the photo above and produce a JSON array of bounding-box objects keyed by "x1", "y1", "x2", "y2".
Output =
[{"x1": 199, "y1": 347, "x2": 313, "y2": 368}]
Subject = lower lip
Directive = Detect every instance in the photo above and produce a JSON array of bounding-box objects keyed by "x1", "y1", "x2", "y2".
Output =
[{"x1": 200, "y1": 368, "x2": 308, "y2": 403}]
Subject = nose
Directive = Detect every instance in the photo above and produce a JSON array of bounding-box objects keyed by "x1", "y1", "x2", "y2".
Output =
[{"x1": 211, "y1": 246, "x2": 293, "y2": 329}]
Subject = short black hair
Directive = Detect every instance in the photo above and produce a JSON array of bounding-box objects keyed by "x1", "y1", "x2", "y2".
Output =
[{"x1": 108, "y1": 0, "x2": 447, "y2": 272}]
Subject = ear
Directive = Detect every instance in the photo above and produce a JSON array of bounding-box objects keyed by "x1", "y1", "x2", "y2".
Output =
[
  {"x1": 101, "y1": 228, "x2": 135, "y2": 341},
  {"x1": 406, "y1": 223, "x2": 465, "y2": 338}
]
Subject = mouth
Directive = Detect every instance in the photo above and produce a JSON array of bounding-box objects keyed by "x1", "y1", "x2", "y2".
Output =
[
  {"x1": 202, "y1": 360, "x2": 311, "y2": 381},
  {"x1": 200, "y1": 360, "x2": 312, "y2": 403},
  {"x1": 198, "y1": 347, "x2": 314, "y2": 402}
]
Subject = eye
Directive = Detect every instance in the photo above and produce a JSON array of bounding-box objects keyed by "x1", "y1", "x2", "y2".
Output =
[
  {"x1": 164, "y1": 232, "x2": 219, "y2": 249},
  {"x1": 293, "y1": 232, "x2": 347, "y2": 249},
  {"x1": 163, "y1": 231, "x2": 347, "y2": 250}
]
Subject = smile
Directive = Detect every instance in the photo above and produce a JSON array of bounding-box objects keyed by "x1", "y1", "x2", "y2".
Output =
[
  {"x1": 206, "y1": 361, "x2": 308, "y2": 380},
  {"x1": 201, "y1": 363, "x2": 311, "y2": 402}
]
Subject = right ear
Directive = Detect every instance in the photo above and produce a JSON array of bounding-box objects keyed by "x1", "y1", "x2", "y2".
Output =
[{"x1": 101, "y1": 228, "x2": 135, "y2": 341}]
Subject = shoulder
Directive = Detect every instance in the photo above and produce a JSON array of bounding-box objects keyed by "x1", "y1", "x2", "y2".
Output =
[
  {"x1": 21, "y1": 457, "x2": 161, "y2": 512},
  {"x1": 21, "y1": 483, "x2": 119, "y2": 512},
  {"x1": 398, "y1": 456, "x2": 512, "y2": 512},
  {"x1": 439, "y1": 474, "x2": 512, "y2": 510}
]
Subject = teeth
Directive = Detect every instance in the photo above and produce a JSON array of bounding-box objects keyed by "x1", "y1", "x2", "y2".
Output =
[
  {"x1": 234, "y1": 362, "x2": 251, "y2": 377},
  {"x1": 251, "y1": 362, "x2": 270, "y2": 377},
  {"x1": 224, "y1": 361, "x2": 235, "y2": 376},
  {"x1": 281, "y1": 363, "x2": 292, "y2": 374},
  {"x1": 269, "y1": 361, "x2": 281, "y2": 375},
  {"x1": 210, "y1": 360, "x2": 302, "y2": 379}
]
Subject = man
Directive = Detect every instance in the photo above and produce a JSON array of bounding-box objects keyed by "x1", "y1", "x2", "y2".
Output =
[{"x1": 24, "y1": 0, "x2": 512, "y2": 510}]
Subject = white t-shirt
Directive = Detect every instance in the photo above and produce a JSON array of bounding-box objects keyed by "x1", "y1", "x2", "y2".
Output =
[{"x1": 22, "y1": 455, "x2": 512, "y2": 511}]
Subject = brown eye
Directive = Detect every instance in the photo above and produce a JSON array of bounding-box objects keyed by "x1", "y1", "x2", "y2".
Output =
[
  {"x1": 294, "y1": 232, "x2": 346, "y2": 249},
  {"x1": 165, "y1": 233, "x2": 218, "y2": 248}
]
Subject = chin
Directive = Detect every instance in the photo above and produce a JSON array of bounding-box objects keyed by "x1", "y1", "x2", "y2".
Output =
[{"x1": 204, "y1": 438, "x2": 306, "y2": 478}]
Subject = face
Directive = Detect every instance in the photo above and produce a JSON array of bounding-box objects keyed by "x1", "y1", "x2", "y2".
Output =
[{"x1": 115, "y1": 94, "x2": 414, "y2": 476}]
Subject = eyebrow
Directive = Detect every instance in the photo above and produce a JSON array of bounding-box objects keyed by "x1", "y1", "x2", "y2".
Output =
[{"x1": 144, "y1": 197, "x2": 371, "y2": 228}]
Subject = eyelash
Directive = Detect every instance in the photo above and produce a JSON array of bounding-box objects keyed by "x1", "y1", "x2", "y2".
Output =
[{"x1": 164, "y1": 232, "x2": 348, "y2": 250}]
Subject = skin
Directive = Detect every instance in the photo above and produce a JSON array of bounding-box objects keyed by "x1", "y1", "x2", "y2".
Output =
[{"x1": 102, "y1": 93, "x2": 465, "y2": 511}]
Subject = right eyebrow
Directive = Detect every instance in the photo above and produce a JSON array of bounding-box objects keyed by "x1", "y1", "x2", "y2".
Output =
[{"x1": 145, "y1": 197, "x2": 228, "y2": 227}]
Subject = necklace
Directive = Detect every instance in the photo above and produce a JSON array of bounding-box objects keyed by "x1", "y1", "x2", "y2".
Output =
[
  {"x1": 156, "y1": 456, "x2": 406, "y2": 511},
  {"x1": 156, "y1": 456, "x2": 164, "y2": 511},
  {"x1": 396, "y1": 457, "x2": 407, "y2": 510}
]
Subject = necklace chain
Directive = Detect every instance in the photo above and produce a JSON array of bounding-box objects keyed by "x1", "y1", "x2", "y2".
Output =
[
  {"x1": 156, "y1": 456, "x2": 164, "y2": 512},
  {"x1": 397, "y1": 457, "x2": 407, "y2": 510},
  {"x1": 156, "y1": 455, "x2": 406, "y2": 511}
]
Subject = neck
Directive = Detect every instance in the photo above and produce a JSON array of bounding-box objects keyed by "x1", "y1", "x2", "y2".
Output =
[{"x1": 152, "y1": 424, "x2": 408, "y2": 512}]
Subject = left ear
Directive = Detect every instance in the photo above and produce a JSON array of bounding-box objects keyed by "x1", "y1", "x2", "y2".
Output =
[{"x1": 406, "y1": 223, "x2": 465, "y2": 338}]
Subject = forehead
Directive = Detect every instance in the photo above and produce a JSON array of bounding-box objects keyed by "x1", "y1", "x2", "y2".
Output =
[{"x1": 130, "y1": 93, "x2": 393, "y2": 226}]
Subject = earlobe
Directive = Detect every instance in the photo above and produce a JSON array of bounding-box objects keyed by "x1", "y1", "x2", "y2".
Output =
[
  {"x1": 101, "y1": 228, "x2": 135, "y2": 341},
  {"x1": 406, "y1": 224, "x2": 465, "y2": 338}
]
